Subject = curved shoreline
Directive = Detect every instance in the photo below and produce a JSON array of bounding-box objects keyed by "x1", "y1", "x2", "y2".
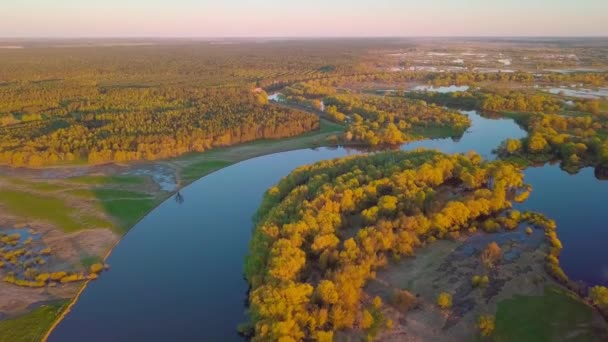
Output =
[
  {"x1": 41, "y1": 237, "x2": 120, "y2": 342},
  {"x1": 39, "y1": 129, "x2": 352, "y2": 341},
  {"x1": 38, "y1": 127, "x2": 456, "y2": 340}
]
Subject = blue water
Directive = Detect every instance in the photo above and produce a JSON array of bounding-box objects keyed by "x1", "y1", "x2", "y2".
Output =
[
  {"x1": 517, "y1": 166, "x2": 608, "y2": 285},
  {"x1": 48, "y1": 111, "x2": 606, "y2": 341}
]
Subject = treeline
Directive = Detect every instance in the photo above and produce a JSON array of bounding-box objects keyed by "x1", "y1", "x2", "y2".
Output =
[
  {"x1": 403, "y1": 89, "x2": 563, "y2": 113},
  {"x1": 324, "y1": 94, "x2": 470, "y2": 146},
  {"x1": 243, "y1": 150, "x2": 536, "y2": 341},
  {"x1": 427, "y1": 71, "x2": 608, "y2": 87},
  {"x1": 0, "y1": 41, "x2": 364, "y2": 90},
  {"x1": 497, "y1": 112, "x2": 608, "y2": 173},
  {"x1": 278, "y1": 82, "x2": 471, "y2": 146},
  {"x1": 0, "y1": 88, "x2": 319, "y2": 167}
]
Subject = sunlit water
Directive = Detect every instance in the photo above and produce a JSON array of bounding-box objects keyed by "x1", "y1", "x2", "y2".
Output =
[
  {"x1": 49, "y1": 111, "x2": 607, "y2": 341},
  {"x1": 546, "y1": 87, "x2": 608, "y2": 99},
  {"x1": 412, "y1": 85, "x2": 470, "y2": 93}
]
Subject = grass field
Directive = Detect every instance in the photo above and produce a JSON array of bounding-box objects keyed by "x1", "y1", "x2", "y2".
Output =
[
  {"x1": 493, "y1": 286, "x2": 607, "y2": 341},
  {"x1": 0, "y1": 302, "x2": 67, "y2": 342},
  {"x1": 67, "y1": 175, "x2": 146, "y2": 186},
  {"x1": 181, "y1": 160, "x2": 232, "y2": 183},
  {"x1": 0, "y1": 190, "x2": 84, "y2": 233},
  {"x1": 174, "y1": 118, "x2": 345, "y2": 184},
  {"x1": 98, "y1": 198, "x2": 159, "y2": 233}
]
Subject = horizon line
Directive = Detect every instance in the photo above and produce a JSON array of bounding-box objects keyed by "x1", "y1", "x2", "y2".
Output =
[{"x1": 2, "y1": 35, "x2": 608, "y2": 40}]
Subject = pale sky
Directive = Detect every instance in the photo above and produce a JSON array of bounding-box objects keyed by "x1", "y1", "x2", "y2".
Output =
[{"x1": 1, "y1": 0, "x2": 607, "y2": 37}]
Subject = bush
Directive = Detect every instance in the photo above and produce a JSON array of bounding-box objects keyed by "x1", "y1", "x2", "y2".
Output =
[
  {"x1": 589, "y1": 286, "x2": 608, "y2": 311},
  {"x1": 90, "y1": 263, "x2": 104, "y2": 274},
  {"x1": 391, "y1": 289, "x2": 417, "y2": 312},
  {"x1": 437, "y1": 292, "x2": 453, "y2": 309},
  {"x1": 481, "y1": 242, "x2": 502, "y2": 268},
  {"x1": 472, "y1": 275, "x2": 489, "y2": 288},
  {"x1": 477, "y1": 315, "x2": 496, "y2": 337}
]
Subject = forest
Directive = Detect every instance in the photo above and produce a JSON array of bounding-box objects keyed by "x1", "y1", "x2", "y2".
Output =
[
  {"x1": 324, "y1": 94, "x2": 470, "y2": 146},
  {"x1": 2, "y1": 41, "x2": 607, "y2": 167},
  {"x1": 278, "y1": 82, "x2": 470, "y2": 146},
  {"x1": 0, "y1": 87, "x2": 318, "y2": 166},
  {"x1": 0, "y1": 41, "x2": 375, "y2": 167},
  {"x1": 243, "y1": 150, "x2": 563, "y2": 341}
]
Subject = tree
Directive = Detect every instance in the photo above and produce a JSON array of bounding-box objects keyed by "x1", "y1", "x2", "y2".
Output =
[
  {"x1": 527, "y1": 134, "x2": 549, "y2": 153},
  {"x1": 90, "y1": 263, "x2": 104, "y2": 274},
  {"x1": 437, "y1": 292, "x2": 453, "y2": 309},
  {"x1": 504, "y1": 139, "x2": 522, "y2": 154},
  {"x1": 477, "y1": 315, "x2": 495, "y2": 337},
  {"x1": 360, "y1": 310, "x2": 374, "y2": 329},
  {"x1": 378, "y1": 195, "x2": 398, "y2": 214},
  {"x1": 481, "y1": 242, "x2": 502, "y2": 268},
  {"x1": 590, "y1": 286, "x2": 608, "y2": 310},
  {"x1": 316, "y1": 280, "x2": 339, "y2": 304}
]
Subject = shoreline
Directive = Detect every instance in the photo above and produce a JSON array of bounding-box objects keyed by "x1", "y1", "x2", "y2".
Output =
[{"x1": 37, "y1": 124, "x2": 348, "y2": 340}]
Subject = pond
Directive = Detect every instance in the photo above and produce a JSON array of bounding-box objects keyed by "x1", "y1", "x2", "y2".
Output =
[
  {"x1": 546, "y1": 87, "x2": 608, "y2": 99},
  {"x1": 412, "y1": 85, "x2": 470, "y2": 93},
  {"x1": 269, "y1": 92, "x2": 325, "y2": 111},
  {"x1": 48, "y1": 110, "x2": 607, "y2": 341}
]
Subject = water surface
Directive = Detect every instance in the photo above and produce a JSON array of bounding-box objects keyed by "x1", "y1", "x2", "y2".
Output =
[
  {"x1": 412, "y1": 85, "x2": 470, "y2": 93},
  {"x1": 546, "y1": 87, "x2": 608, "y2": 99}
]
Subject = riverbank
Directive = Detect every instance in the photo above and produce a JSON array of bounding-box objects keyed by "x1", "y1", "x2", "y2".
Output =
[
  {"x1": 0, "y1": 119, "x2": 343, "y2": 340},
  {"x1": 0, "y1": 118, "x2": 346, "y2": 341}
]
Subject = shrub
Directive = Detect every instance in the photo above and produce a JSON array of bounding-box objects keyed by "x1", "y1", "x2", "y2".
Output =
[
  {"x1": 361, "y1": 310, "x2": 374, "y2": 329},
  {"x1": 472, "y1": 275, "x2": 489, "y2": 288},
  {"x1": 437, "y1": 292, "x2": 453, "y2": 309},
  {"x1": 391, "y1": 289, "x2": 417, "y2": 312},
  {"x1": 481, "y1": 242, "x2": 502, "y2": 268},
  {"x1": 372, "y1": 296, "x2": 383, "y2": 310},
  {"x1": 477, "y1": 315, "x2": 495, "y2": 337},
  {"x1": 589, "y1": 286, "x2": 608, "y2": 311},
  {"x1": 90, "y1": 263, "x2": 104, "y2": 274}
]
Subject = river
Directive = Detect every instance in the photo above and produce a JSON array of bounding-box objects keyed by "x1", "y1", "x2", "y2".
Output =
[{"x1": 49, "y1": 110, "x2": 608, "y2": 341}]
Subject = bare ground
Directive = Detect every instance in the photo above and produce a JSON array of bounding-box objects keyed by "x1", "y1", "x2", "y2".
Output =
[{"x1": 340, "y1": 227, "x2": 592, "y2": 341}]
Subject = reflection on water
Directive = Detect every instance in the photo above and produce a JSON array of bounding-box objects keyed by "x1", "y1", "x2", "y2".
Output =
[{"x1": 595, "y1": 165, "x2": 608, "y2": 180}]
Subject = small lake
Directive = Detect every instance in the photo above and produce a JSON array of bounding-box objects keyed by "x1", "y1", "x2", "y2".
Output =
[
  {"x1": 412, "y1": 85, "x2": 470, "y2": 93},
  {"x1": 546, "y1": 87, "x2": 608, "y2": 99},
  {"x1": 269, "y1": 93, "x2": 325, "y2": 111},
  {"x1": 268, "y1": 92, "x2": 283, "y2": 102},
  {"x1": 49, "y1": 110, "x2": 607, "y2": 341}
]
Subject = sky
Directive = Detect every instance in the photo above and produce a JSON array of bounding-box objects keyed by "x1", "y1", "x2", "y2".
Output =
[{"x1": 1, "y1": 0, "x2": 607, "y2": 38}]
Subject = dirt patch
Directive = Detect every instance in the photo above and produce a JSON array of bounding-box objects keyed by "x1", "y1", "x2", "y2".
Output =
[
  {"x1": 42, "y1": 228, "x2": 119, "y2": 266},
  {"x1": 362, "y1": 227, "x2": 560, "y2": 341},
  {"x1": 0, "y1": 281, "x2": 78, "y2": 318}
]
